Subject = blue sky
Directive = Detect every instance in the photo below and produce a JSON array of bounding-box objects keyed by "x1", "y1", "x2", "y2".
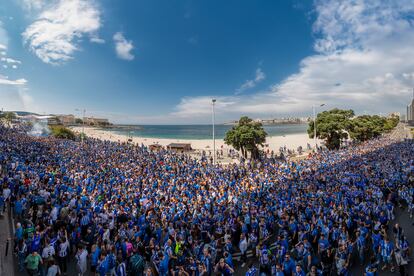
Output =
[{"x1": 1, "y1": 0, "x2": 414, "y2": 124}]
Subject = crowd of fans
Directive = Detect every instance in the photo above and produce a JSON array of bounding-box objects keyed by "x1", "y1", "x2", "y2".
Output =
[{"x1": 0, "y1": 122, "x2": 412, "y2": 276}]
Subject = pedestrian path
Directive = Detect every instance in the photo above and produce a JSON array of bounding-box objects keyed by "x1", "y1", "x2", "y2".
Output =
[{"x1": 0, "y1": 207, "x2": 16, "y2": 276}]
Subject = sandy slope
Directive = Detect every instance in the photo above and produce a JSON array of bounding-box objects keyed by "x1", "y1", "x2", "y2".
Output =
[{"x1": 71, "y1": 126, "x2": 317, "y2": 153}]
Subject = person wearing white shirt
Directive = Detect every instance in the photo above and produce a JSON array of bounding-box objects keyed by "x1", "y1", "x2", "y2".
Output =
[
  {"x1": 239, "y1": 233, "x2": 248, "y2": 267},
  {"x1": 76, "y1": 245, "x2": 88, "y2": 276},
  {"x1": 3, "y1": 187, "x2": 11, "y2": 200},
  {"x1": 42, "y1": 243, "x2": 56, "y2": 260},
  {"x1": 103, "y1": 228, "x2": 110, "y2": 242},
  {"x1": 3, "y1": 186, "x2": 11, "y2": 211},
  {"x1": 58, "y1": 236, "x2": 69, "y2": 275}
]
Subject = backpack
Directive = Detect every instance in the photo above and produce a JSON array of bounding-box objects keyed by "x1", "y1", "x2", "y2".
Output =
[
  {"x1": 107, "y1": 254, "x2": 116, "y2": 270},
  {"x1": 33, "y1": 196, "x2": 45, "y2": 205},
  {"x1": 129, "y1": 254, "x2": 145, "y2": 275}
]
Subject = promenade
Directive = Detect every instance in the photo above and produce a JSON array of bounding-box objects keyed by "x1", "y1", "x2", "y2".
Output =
[{"x1": 0, "y1": 191, "x2": 16, "y2": 275}]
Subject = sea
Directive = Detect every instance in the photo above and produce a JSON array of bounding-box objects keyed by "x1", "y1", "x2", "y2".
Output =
[{"x1": 106, "y1": 124, "x2": 308, "y2": 140}]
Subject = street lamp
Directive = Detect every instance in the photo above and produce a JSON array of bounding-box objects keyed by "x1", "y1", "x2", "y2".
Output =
[
  {"x1": 212, "y1": 99, "x2": 216, "y2": 165},
  {"x1": 75, "y1": 108, "x2": 86, "y2": 145},
  {"x1": 313, "y1": 103, "x2": 325, "y2": 150}
]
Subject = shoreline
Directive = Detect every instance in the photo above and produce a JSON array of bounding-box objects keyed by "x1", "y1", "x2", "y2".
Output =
[{"x1": 71, "y1": 126, "x2": 318, "y2": 153}]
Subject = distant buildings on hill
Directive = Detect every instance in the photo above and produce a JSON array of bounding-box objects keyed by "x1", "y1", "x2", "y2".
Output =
[
  {"x1": 224, "y1": 117, "x2": 309, "y2": 125},
  {"x1": 82, "y1": 117, "x2": 110, "y2": 126},
  {"x1": 11, "y1": 112, "x2": 111, "y2": 127}
]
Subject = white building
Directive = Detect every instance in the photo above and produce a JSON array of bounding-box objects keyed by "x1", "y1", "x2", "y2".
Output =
[{"x1": 407, "y1": 95, "x2": 414, "y2": 125}]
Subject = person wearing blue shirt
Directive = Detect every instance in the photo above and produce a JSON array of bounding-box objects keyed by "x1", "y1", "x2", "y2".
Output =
[
  {"x1": 317, "y1": 233, "x2": 329, "y2": 255},
  {"x1": 223, "y1": 251, "x2": 233, "y2": 268},
  {"x1": 379, "y1": 237, "x2": 394, "y2": 272},
  {"x1": 245, "y1": 264, "x2": 257, "y2": 276},
  {"x1": 282, "y1": 253, "x2": 296, "y2": 276},
  {"x1": 274, "y1": 263, "x2": 285, "y2": 276},
  {"x1": 158, "y1": 252, "x2": 169, "y2": 276},
  {"x1": 294, "y1": 265, "x2": 305, "y2": 276},
  {"x1": 371, "y1": 230, "x2": 381, "y2": 258},
  {"x1": 97, "y1": 254, "x2": 109, "y2": 276},
  {"x1": 90, "y1": 244, "x2": 101, "y2": 273},
  {"x1": 364, "y1": 257, "x2": 379, "y2": 276},
  {"x1": 15, "y1": 222, "x2": 23, "y2": 242},
  {"x1": 115, "y1": 257, "x2": 127, "y2": 276},
  {"x1": 14, "y1": 197, "x2": 23, "y2": 219},
  {"x1": 356, "y1": 231, "x2": 366, "y2": 263}
]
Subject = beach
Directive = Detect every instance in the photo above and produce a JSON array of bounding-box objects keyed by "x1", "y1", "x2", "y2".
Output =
[{"x1": 71, "y1": 126, "x2": 318, "y2": 153}]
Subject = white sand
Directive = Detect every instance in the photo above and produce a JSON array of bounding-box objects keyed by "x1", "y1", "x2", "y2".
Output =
[{"x1": 71, "y1": 126, "x2": 317, "y2": 153}]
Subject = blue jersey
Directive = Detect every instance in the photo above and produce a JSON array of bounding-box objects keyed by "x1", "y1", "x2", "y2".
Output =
[
  {"x1": 115, "y1": 262, "x2": 127, "y2": 276},
  {"x1": 380, "y1": 241, "x2": 393, "y2": 257},
  {"x1": 245, "y1": 267, "x2": 257, "y2": 276},
  {"x1": 31, "y1": 234, "x2": 41, "y2": 252}
]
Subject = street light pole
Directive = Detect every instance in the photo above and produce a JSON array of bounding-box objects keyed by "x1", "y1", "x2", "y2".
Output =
[
  {"x1": 313, "y1": 105, "x2": 316, "y2": 150},
  {"x1": 82, "y1": 109, "x2": 85, "y2": 145},
  {"x1": 212, "y1": 99, "x2": 216, "y2": 165},
  {"x1": 313, "y1": 103, "x2": 325, "y2": 150},
  {"x1": 75, "y1": 108, "x2": 86, "y2": 145}
]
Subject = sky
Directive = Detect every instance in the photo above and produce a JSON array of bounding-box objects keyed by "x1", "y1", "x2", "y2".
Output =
[{"x1": 0, "y1": 0, "x2": 414, "y2": 124}]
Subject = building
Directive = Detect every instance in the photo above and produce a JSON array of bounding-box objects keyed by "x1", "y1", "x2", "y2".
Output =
[
  {"x1": 56, "y1": 114, "x2": 76, "y2": 125},
  {"x1": 83, "y1": 117, "x2": 110, "y2": 126},
  {"x1": 18, "y1": 114, "x2": 55, "y2": 124},
  {"x1": 407, "y1": 91, "x2": 414, "y2": 126},
  {"x1": 167, "y1": 143, "x2": 192, "y2": 152},
  {"x1": 149, "y1": 144, "x2": 163, "y2": 152}
]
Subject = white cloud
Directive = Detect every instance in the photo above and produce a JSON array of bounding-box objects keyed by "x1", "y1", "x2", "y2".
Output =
[
  {"x1": 113, "y1": 32, "x2": 134, "y2": 61},
  {"x1": 174, "y1": 0, "x2": 414, "y2": 121},
  {"x1": 90, "y1": 36, "x2": 105, "y2": 44},
  {"x1": 235, "y1": 68, "x2": 266, "y2": 94},
  {"x1": 1, "y1": 57, "x2": 21, "y2": 64},
  {"x1": 0, "y1": 75, "x2": 27, "y2": 86},
  {"x1": 0, "y1": 44, "x2": 6, "y2": 50},
  {"x1": 0, "y1": 52, "x2": 6, "y2": 56},
  {"x1": 12, "y1": 65, "x2": 18, "y2": 69},
  {"x1": 22, "y1": 0, "x2": 101, "y2": 64}
]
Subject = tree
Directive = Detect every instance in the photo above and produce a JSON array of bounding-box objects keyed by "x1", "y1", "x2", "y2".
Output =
[
  {"x1": 308, "y1": 108, "x2": 354, "y2": 150},
  {"x1": 383, "y1": 114, "x2": 399, "y2": 132},
  {"x1": 1, "y1": 112, "x2": 16, "y2": 124},
  {"x1": 348, "y1": 114, "x2": 400, "y2": 142},
  {"x1": 75, "y1": 118, "x2": 83, "y2": 124},
  {"x1": 224, "y1": 116, "x2": 267, "y2": 159},
  {"x1": 50, "y1": 125, "x2": 76, "y2": 140},
  {"x1": 348, "y1": 115, "x2": 385, "y2": 142}
]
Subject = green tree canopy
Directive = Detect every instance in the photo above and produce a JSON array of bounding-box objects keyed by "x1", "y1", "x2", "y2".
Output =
[
  {"x1": 348, "y1": 114, "x2": 400, "y2": 142},
  {"x1": 308, "y1": 108, "x2": 354, "y2": 150},
  {"x1": 348, "y1": 115, "x2": 386, "y2": 142},
  {"x1": 309, "y1": 109, "x2": 400, "y2": 149},
  {"x1": 50, "y1": 125, "x2": 76, "y2": 140},
  {"x1": 1, "y1": 111, "x2": 16, "y2": 122},
  {"x1": 224, "y1": 116, "x2": 267, "y2": 159},
  {"x1": 383, "y1": 114, "x2": 399, "y2": 132}
]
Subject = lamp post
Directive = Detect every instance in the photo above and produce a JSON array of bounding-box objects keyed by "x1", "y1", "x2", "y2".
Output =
[
  {"x1": 212, "y1": 99, "x2": 216, "y2": 165},
  {"x1": 75, "y1": 108, "x2": 86, "y2": 145},
  {"x1": 313, "y1": 104, "x2": 325, "y2": 150}
]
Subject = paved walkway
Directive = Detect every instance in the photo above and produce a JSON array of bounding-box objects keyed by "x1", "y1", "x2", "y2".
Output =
[{"x1": 0, "y1": 206, "x2": 16, "y2": 276}]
